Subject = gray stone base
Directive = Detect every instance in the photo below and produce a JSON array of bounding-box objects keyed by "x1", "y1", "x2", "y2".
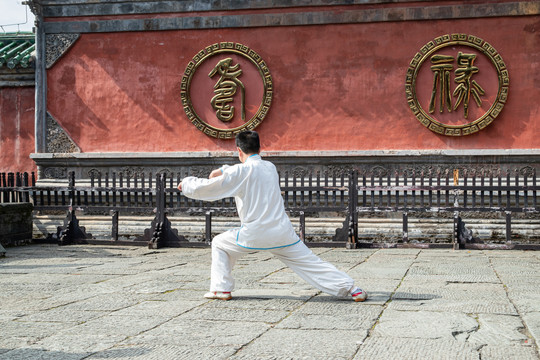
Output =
[
  {"x1": 30, "y1": 149, "x2": 540, "y2": 180},
  {"x1": 0, "y1": 203, "x2": 34, "y2": 248},
  {"x1": 32, "y1": 213, "x2": 540, "y2": 246}
]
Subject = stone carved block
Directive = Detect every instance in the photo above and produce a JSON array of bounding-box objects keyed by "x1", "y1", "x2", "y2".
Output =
[
  {"x1": 43, "y1": 167, "x2": 67, "y2": 179},
  {"x1": 46, "y1": 33, "x2": 80, "y2": 69},
  {"x1": 46, "y1": 112, "x2": 80, "y2": 154}
]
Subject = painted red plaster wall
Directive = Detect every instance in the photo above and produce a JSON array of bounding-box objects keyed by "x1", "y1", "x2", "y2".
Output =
[
  {"x1": 47, "y1": 16, "x2": 540, "y2": 153},
  {"x1": 0, "y1": 87, "x2": 36, "y2": 173}
]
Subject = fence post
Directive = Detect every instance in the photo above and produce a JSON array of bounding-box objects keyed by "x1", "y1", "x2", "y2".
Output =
[
  {"x1": 148, "y1": 173, "x2": 165, "y2": 249},
  {"x1": 8, "y1": 173, "x2": 14, "y2": 203},
  {"x1": 111, "y1": 210, "x2": 119, "y2": 241},
  {"x1": 15, "y1": 173, "x2": 22, "y2": 202},
  {"x1": 346, "y1": 170, "x2": 358, "y2": 249},
  {"x1": 453, "y1": 214, "x2": 460, "y2": 250},
  {"x1": 147, "y1": 173, "x2": 183, "y2": 249},
  {"x1": 205, "y1": 210, "x2": 213, "y2": 244},
  {"x1": 402, "y1": 212, "x2": 409, "y2": 243},
  {"x1": 1, "y1": 173, "x2": 6, "y2": 203},
  {"x1": 23, "y1": 172, "x2": 30, "y2": 202},
  {"x1": 453, "y1": 169, "x2": 461, "y2": 250},
  {"x1": 299, "y1": 211, "x2": 305, "y2": 242},
  {"x1": 58, "y1": 172, "x2": 93, "y2": 245},
  {"x1": 505, "y1": 211, "x2": 512, "y2": 242}
]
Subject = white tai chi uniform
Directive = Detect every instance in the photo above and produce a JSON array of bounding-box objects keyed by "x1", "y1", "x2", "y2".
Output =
[{"x1": 181, "y1": 154, "x2": 354, "y2": 297}]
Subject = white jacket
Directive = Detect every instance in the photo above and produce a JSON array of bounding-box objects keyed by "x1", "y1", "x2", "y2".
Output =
[{"x1": 181, "y1": 154, "x2": 300, "y2": 249}]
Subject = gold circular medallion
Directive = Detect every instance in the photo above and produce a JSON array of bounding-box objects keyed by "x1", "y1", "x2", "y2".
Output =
[
  {"x1": 180, "y1": 42, "x2": 273, "y2": 138},
  {"x1": 406, "y1": 34, "x2": 509, "y2": 136}
]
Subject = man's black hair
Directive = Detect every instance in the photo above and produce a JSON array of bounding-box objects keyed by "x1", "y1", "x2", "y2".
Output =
[{"x1": 235, "y1": 131, "x2": 260, "y2": 154}]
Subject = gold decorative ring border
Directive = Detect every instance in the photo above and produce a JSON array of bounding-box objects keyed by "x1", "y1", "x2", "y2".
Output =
[
  {"x1": 180, "y1": 42, "x2": 273, "y2": 139},
  {"x1": 405, "y1": 34, "x2": 509, "y2": 136}
]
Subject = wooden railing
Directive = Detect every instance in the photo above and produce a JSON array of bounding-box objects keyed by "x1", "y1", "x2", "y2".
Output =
[
  {"x1": 351, "y1": 169, "x2": 539, "y2": 249},
  {"x1": 2, "y1": 168, "x2": 538, "y2": 249},
  {"x1": 1, "y1": 170, "x2": 351, "y2": 248}
]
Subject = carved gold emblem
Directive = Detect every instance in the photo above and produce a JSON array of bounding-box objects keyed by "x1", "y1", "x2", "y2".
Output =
[
  {"x1": 180, "y1": 42, "x2": 272, "y2": 138},
  {"x1": 209, "y1": 58, "x2": 246, "y2": 122},
  {"x1": 406, "y1": 34, "x2": 509, "y2": 136}
]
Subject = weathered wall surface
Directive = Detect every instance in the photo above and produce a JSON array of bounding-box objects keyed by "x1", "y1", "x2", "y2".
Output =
[
  {"x1": 45, "y1": 16, "x2": 540, "y2": 153},
  {"x1": 0, "y1": 87, "x2": 36, "y2": 173}
]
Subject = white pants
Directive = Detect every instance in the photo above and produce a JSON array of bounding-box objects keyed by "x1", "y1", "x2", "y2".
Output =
[{"x1": 210, "y1": 229, "x2": 355, "y2": 297}]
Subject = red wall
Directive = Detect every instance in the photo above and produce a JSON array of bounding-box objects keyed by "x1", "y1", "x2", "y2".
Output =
[
  {"x1": 0, "y1": 87, "x2": 36, "y2": 173},
  {"x1": 46, "y1": 16, "x2": 540, "y2": 153}
]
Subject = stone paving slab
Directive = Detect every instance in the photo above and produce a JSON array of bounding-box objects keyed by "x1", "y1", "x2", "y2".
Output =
[
  {"x1": 229, "y1": 329, "x2": 363, "y2": 360},
  {"x1": 480, "y1": 345, "x2": 539, "y2": 360},
  {"x1": 389, "y1": 281, "x2": 518, "y2": 314},
  {"x1": 1, "y1": 244, "x2": 539, "y2": 359},
  {"x1": 275, "y1": 305, "x2": 381, "y2": 330},
  {"x1": 181, "y1": 305, "x2": 290, "y2": 323},
  {"x1": 353, "y1": 337, "x2": 480, "y2": 360},
  {"x1": 85, "y1": 344, "x2": 241, "y2": 360},
  {"x1": 123, "y1": 318, "x2": 271, "y2": 347},
  {"x1": 371, "y1": 309, "x2": 480, "y2": 341},
  {"x1": 27, "y1": 334, "x2": 127, "y2": 357},
  {"x1": 468, "y1": 314, "x2": 528, "y2": 345}
]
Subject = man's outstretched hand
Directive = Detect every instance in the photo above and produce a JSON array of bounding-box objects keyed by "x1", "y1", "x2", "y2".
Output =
[{"x1": 177, "y1": 168, "x2": 222, "y2": 192}]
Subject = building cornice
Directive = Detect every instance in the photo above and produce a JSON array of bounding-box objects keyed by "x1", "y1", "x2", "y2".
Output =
[{"x1": 35, "y1": 1, "x2": 540, "y2": 34}]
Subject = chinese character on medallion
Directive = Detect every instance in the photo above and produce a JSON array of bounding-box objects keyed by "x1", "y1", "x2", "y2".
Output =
[
  {"x1": 180, "y1": 42, "x2": 273, "y2": 139},
  {"x1": 406, "y1": 34, "x2": 509, "y2": 136}
]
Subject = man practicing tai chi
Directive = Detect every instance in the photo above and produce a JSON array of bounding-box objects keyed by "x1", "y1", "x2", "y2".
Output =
[{"x1": 178, "y1": 131, "x2": 367, "y2": 302}]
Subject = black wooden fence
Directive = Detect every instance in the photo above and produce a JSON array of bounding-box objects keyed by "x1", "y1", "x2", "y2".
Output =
[
  {"x1": 353, "y1": 169, "x2": 539, "y2": 249},
  {"x1": 1, "y1": 168, "x2": 538, "y2": 249},
  {"x1": 1, "y1": 170, "x2": 350, "y2": 248}
]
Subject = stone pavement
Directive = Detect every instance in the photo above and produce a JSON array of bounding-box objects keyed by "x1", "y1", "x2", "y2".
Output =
[{"x1": 1, "y1": 244, "x2": 539, "y2": 360}]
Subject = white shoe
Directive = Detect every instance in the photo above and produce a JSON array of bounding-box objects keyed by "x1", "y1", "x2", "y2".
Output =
[
  {"x1": 204, "y1": 291, "x2": 232, "y2": 300},
  {"x1": 351, "y1": 289, "x2": 368, "y2": 302}
]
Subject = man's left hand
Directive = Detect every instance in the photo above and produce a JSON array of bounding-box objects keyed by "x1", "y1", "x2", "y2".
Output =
[{"x1": 209, "y1": 169, "x2": 222, "y2": 179}]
